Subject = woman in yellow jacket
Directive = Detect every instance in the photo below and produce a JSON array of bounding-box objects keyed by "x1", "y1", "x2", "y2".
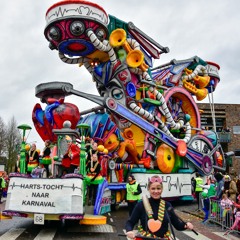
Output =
[{"x1": 126, "y1": 174, "x2": 142, "y2": 216}]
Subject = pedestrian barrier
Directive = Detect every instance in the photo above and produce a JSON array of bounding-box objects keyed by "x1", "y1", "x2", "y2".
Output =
[{"x1": 202, "y1": 198, "x2": 240, "y2": 235}]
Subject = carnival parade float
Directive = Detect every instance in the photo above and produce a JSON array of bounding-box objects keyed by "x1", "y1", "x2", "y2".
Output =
[{"x1": 3, "y1": 0, "x2": 228, "y2": 225}]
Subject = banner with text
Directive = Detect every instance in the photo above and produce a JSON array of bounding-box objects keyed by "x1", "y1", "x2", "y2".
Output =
[{"x1": 5, "y1": 177, "x2": 83, "y2": 214}]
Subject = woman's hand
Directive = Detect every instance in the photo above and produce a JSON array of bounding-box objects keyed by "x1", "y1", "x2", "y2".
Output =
[
  {"x1": 126, "y1": 231, "x2": 136, "y2": 239},
  {"x1": 185, "y1": 222, "x2": 193, "y2": 230}
]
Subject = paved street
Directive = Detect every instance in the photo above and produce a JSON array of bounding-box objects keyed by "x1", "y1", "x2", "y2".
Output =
[{"x1": 1, "y1": 197, "x2": 240, "y2": 239}]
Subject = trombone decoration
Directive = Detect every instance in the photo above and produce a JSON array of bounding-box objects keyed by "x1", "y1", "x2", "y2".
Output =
[{"x1": 34, "y1": 0, "x2": 226, "y2": 179}]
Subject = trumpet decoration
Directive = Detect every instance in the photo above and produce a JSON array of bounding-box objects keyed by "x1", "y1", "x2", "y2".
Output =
[
  {"x1": 181, "y1": 65, "x2": 210, "y2": 101},
  {"x1": 109, "y1": 29, "x2": 149, "y2": 71}
]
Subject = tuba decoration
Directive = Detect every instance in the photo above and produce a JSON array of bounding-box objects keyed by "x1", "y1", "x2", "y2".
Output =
[{"x1": 109, "y1": 28, "x2": 148, "y2": 71}]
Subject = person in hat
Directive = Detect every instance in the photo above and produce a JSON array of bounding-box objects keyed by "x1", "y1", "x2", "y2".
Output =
[
  {"x1": 126, "y1": 174, "x2": 142, "y2": 216},
  {"x1": 125, "y1": 175, "x2": 194, "y2": 239}
]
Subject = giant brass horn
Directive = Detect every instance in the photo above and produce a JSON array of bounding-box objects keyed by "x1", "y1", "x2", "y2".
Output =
[
  {"x1": 193, "y1": 75, "x2": 210, "y2": 89},
  {"x1": 183, "y1": 80, "x2": 208, "y2": 101},
  {"x1": 109, "y1": 28, "x2": 148, "y2": 71}
]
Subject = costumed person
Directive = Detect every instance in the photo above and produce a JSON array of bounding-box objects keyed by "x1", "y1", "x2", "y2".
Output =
[
  {"x1": 194, "y1": 172, "x2": 203, "y2": 211},
  {"x1": 15, "y1": 155, "x2": 20, "y2": 173},
  {"x1": 86, "y1": 153, "x2": 104, "y2": 205},
  {"x1": 41, "y1": 140, "x2": 52, "y2": 178},
  {"x1": 27, "y1": 143, "x2": 39, "y2": 173},
  {"x1": 62, "y1": 136, "x2": 80, "y2": 173},
  {"x1": 0, "y1": 173, "x2": 6, "y2": 203},
  {"x1": 126, "y1": 174, "x2": 142, "y2": 216},
  {"x1": 125, "y1": 175, "x2": 194, "y2": 239},
  {"x1": 86, "y1": 141, "x2": 99, "y2": 163},
  {"x1": 223, "y1": 175, "x2": 237, "y2": 202},
  {"x1": 200, "y1": 179, "x2": 216, "y2": 222}
]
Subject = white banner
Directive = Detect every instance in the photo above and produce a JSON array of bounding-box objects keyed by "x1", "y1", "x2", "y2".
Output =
[
  {"x1": 134, "y1": 173, "x2": 192, "y2": 198},
  {"x1": 5, "y1": 177, "x2": 83, "y2": 214}
]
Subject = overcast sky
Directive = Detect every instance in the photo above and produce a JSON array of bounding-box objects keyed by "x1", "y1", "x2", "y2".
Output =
[{"x1": 1, "y1": 0, "x2": 239, "y2": 151}]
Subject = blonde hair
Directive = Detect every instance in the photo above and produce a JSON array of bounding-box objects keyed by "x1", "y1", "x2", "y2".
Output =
[{"x1": 222, "y1": 193, "x2": 227, "y2": 199}]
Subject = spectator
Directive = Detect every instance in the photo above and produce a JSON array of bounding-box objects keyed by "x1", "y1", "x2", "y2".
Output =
[
  {"x1": 224, "y1": 175, "x2": 237, "y2": 202},
  {"x1": 236, "y1": 175, "x2": 240, "y2": 196},
  {"x1": 230, "y1": 195, "x2": 240, "y2": 231},
  {"x1": 126, "y1": 174, "x2": 142, "y2": 216},
  {"x1": 191, "y1": 177, "x2": 196, "y2": 198},
  {"x1": 0, "y1": 173, "x2": 6, "y2": 203},
  {"x1": 214, "y1": 172, "x2": 224, "y2": 199},
  {"x1": 220, "y1": 193, "x2": 233, "y2": 219},
  {"x1": 200, "y1": 179, "x2": 216, "y2": 222}
]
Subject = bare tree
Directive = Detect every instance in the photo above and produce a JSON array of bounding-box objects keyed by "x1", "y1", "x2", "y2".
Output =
[
  {"x1": 0, "y1": 116, "x2": 6, "y2": 156},
  {"x1": 5, "y1": 116, "x2": 21, "y2": 173}
]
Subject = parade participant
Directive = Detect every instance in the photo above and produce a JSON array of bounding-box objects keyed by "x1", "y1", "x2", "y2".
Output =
[
  {"x1": 62, "y1": 136, "x2": 80, "y2": 173},
  {"x1": 86, "y1": 140, "x2": 98, "y2": 162},
  {"x1": 27, "y1": 143, "x2": 39, "y2": 173},
  {"x1": 86, "y1": 153, "x2": 103, "y2": 205},
  {"x1": 0, "y1": 173, "x2": 6, "y2": 203},
  {"x1": 194, "y1": 172, "x2": 203, "y2": 210},
  {"x1": 125, "y1": 175, "x2": 194, "y2": 239},
  {"x1": 41, "y1": 140, "x2": 52, "y2": 177},
  {"x1": 126, "y1": 174, "x2": 142, "y2": 216},
  {"x1": 15, "y1": 155, "x2": 20, "y2": 173}
]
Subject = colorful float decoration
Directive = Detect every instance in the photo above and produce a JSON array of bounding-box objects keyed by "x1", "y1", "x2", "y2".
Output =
[
  {"x1": 3, "y1": 0, "x2": 229, "y2": 225},
  {"x1": 42, "y1": 0, "x2": 225, "y2": 176}
]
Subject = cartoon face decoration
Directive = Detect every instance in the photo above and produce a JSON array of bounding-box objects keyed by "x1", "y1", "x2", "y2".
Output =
[
  {"x1": 94, "y1": 62, "x2": 137, "y2": 130},
  {"x1": 44, "y1": 0, "x2": 109, "y2": 56}
]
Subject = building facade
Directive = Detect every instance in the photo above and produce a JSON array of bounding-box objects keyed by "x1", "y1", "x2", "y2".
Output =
[{"x1": 197, "y1": 103, "x2": 240, "y2": 176}]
